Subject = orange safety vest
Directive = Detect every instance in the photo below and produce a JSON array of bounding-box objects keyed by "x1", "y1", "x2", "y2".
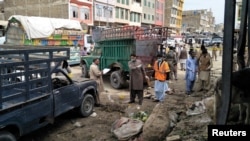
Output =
[{"x1": 153, "y1": 60, "x2": 170, "y2": 81}]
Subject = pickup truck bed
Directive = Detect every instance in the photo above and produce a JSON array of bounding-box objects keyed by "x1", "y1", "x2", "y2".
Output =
[{"x1": 0, "y1": 45, "x2": 99, "y2": 141}]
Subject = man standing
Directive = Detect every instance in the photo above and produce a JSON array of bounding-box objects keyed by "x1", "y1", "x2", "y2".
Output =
[
  {"x1": 89, "y1": 58, "x2": 104, "y2": 106},
  {"x1": 185, "y1": 50, "x2": 198, "y2": 95},
  {"x1": 153, "y1": 54, "x2": 170, "y2": 102},
  {"x1": 80, "y1": 47, "x2": 88, "y2": 56},
  {"x1": 212, "y1": 43, "x2": 219, "y2": 61},
  {"x1": 179, "y1": 45, "x2": 188, "y2": 71},
  {"x1": 165, "y1": 46, "x2": 177, "y2": 80},
  {"x1": 197, "y1": 48, "x2": 212, "y2": 92},
  {"x1": 128, "y1": 54, "x2": 146, "y2": 105}
]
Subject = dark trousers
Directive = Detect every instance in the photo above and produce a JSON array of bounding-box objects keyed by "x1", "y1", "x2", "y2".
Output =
[{"x1": 130, "y1": 90, "x2": 143, "y2": 105}]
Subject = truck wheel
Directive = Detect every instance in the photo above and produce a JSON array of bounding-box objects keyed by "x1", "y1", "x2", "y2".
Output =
[
  {"x1": 0, "y1": 131, "x2": 16, "y2": 141},
  {"x1": 110, "y1": 71, "x2": 123, "y2": 89},
  {"x1": 81, "y1": 64, "x2": 88, "y2": 78},
  {"x1": 79, "y1": 94, "x2": 94, "y2": 117}
]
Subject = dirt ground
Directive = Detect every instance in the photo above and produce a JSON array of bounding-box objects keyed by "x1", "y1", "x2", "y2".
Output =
[{"x1": 19, "y1": 50, "x2": 223, "y2": 141}]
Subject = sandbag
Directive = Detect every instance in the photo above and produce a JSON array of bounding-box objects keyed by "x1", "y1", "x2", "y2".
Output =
[{"x1": 111, "y1": 117, "x2": 144, "y2": 141}]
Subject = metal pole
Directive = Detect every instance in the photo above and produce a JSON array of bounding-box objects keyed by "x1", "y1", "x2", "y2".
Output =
[{"x1": 216, "y1": 0, "x2": 235, "y2": 125}]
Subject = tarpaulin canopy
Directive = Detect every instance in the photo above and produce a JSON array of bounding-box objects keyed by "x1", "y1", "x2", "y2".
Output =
[{"x1": 8, "y1": 15, "x2": 83, "y2": 39}]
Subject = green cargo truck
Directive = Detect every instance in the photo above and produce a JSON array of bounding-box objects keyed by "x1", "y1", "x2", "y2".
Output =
[{"x1": 81, "y1": 26, "x2": 171, "y2": 89}]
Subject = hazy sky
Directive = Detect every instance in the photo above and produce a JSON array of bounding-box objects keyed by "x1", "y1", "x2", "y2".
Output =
[{"x1": 183, "y1": 0, "x2": 225, "y2": 24}]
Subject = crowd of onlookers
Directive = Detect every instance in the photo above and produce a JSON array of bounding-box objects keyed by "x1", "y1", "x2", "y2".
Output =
[{"x1": 77, "y1": 38, "x2": 226, "y2": 105}]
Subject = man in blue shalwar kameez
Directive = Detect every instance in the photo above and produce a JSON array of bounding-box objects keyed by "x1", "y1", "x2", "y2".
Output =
[{"x1": 185, "y1": 50, "x2": 198, "y2": 95}]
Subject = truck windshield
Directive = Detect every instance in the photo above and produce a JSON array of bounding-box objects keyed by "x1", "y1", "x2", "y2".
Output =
[
  {"x1": 87, "y1": 35, "x2": 93, "y2": 44},
  {"x1": 92, "y1": 48, "x2": 101, "y2": 56}
]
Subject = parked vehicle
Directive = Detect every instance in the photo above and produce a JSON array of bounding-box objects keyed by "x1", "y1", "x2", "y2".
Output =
[
  {"x1": 81, "y1": 26, "x2": 171, "y2": 89},
  {"x1": 0, "y1": 45, "x2": 99, "y2": 141},
  {"x1": 0, "y1": 20, "x2": 8, "y2": 45},
  {"x1": 4, "y1": 15, "x2": 91, "y2": 65},
  {"x1": 211, "y1": 37, "x2": 223, "y2": 45},
  {"x1": 203, "y1": 38, "x2": 212, "y2": 46}
]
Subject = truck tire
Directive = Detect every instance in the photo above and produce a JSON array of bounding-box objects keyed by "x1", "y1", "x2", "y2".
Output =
[
  {"x1": 110, "y1": 71, "x2": 124, "y2": 89},
  {"x1": 81, "y1": 64, "x2": 88, "y2": 78},
  {"x1": 0, "y1": 131, "x2": 16, "y2": 141},
  {"x1": 79, "y1": 94, "x2": 94, "y2": 117}
]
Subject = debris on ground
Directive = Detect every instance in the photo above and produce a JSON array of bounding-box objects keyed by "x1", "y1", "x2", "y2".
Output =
[{"x1": 111, "y1": 117, "x2": 144, "y2": 141}]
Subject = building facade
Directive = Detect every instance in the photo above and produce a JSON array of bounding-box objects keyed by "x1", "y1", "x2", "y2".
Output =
[
  {"x1": 164, "y1": 0, "x2": 184, "y2": 35},
  {"x1": 182, "y1": 9, "x2": 215, "y2": 33},
  {"x1": 3, "y1": 0, "x2": 186, "y2": 30},
  {"x1": 141, "y1": 0, "x2": 155, "y2": 27},
  {"x1": 4, "y1": 0, "x2": 94, "y2": 33},
  {"x1": 94, "y1": 0, "x2": 115, "y2": 27}
]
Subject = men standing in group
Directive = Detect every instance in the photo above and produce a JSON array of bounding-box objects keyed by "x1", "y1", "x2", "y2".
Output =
[
  {"x1": 197, "y1": 48, "x2": 212, "y2": 92},
  {"x1": 153, "y1": 54, "x2": 170, "y2": 102},
  {"x1": 185, "y1": 50, "x2": 198, "y2": 95},
  {"x1": 128, "y1": 53, "x2": 146, "y2": 105},
  {"x1": 89, "y1": 58, "x2": 104, "y2": 106}
]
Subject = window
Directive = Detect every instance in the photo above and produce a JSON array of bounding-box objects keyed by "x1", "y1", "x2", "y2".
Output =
[
  {"x1": 116, "y1": 7, "x2": 119, "y2": 18},
  {"x1": 96, "y1": 4, "x2": 102, "y2": 17},
  {"x1": 152, "y1": 3, "x2": 154, "y2": 8},
  {"x1": 144, "y1": 13, "x2": 146, "y2": 19},
  {"x1": 109, "y1": 8, "x2": 113, "y2": 18},
  {"x1": 152, "y1": 15, "x2": 154, "y2": 21},
  {"x1": 130, "y1": 13, "x2": 133, "y2": 21},
  {"x1": 121, "y1": 9, "x2": 124, "y2": 19},
  {"x1": 144, "y1": 0, "x2": 147, "y2": 6},
  {"x1": 87, "y1": 36, "x2": 93, "y2": 44},
  {"x1": 125, "y1": 9, "x2": 128, "y2": 20},
  {"x1": 122, "y1": 0, "x2": 125, "y2": 4},
  {"x1": 117, "y1": 0, "x2": 120, "y2": 3},
  {"x1": 134, "y1": 13, "x2": 136, "y2": 22},
  {"x1": 148, "y1": 14, "x2": 150, "y2": 20},
  {"x1": 70, "y1": 5, "x2": 78, "y2": 18},
  {"x1": 80, "y1": 7, "x2": 90, "y2": 20},
  {"x1": 126, "y1": 0, "x2": 129, "y2": 5},
  {"x1": 156, "y1": 1, "x2": 159, "y2": 10},
  {"x1": 148, "y1": 2, "x2": 150, "y2": 7},
  {"x1": 156, "y1": 14, "x2": 159, "y2": 21},
  {"x1": 137, "y1": 13, "x2": 140, "y2": 22}
]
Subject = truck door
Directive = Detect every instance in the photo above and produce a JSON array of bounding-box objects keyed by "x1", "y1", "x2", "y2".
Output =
[{"x1": 52, "y1": 72, "x2": 80, "y2": 117}]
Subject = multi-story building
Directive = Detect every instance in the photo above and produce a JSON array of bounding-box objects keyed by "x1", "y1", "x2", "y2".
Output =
[
  {"x1": 4, "y1": 0, "x2": 94, "y2": 33},
  {"x1": 94, "y1": 0, "x2": 115, "y2": 27},
  {"x1": 129, "y1": 0, "x2": 142, "y2": 26},
  {"x1": 155, "y1": 0, "x2": 164, "y2": 27},
  {"x1": 164, "y1": 0, "x2": 184, "y2": 35},
  {"x1": 182, "y1": 9, "x2": 215, "y2": 33},
  {"x1": 93, "y1": 0, "x2": 142, "y2": 27},
  {"x1": 2, "y1": 0, "x2": 186, "y2": 30},
  {"x1": 141, "y1": 0, "x2": 155, "y2": 27}
]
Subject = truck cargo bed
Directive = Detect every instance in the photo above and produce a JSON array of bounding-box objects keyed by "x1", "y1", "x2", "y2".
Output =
[{"x1": 0, "y1": 45, "x2": 70, "y2": 111}]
